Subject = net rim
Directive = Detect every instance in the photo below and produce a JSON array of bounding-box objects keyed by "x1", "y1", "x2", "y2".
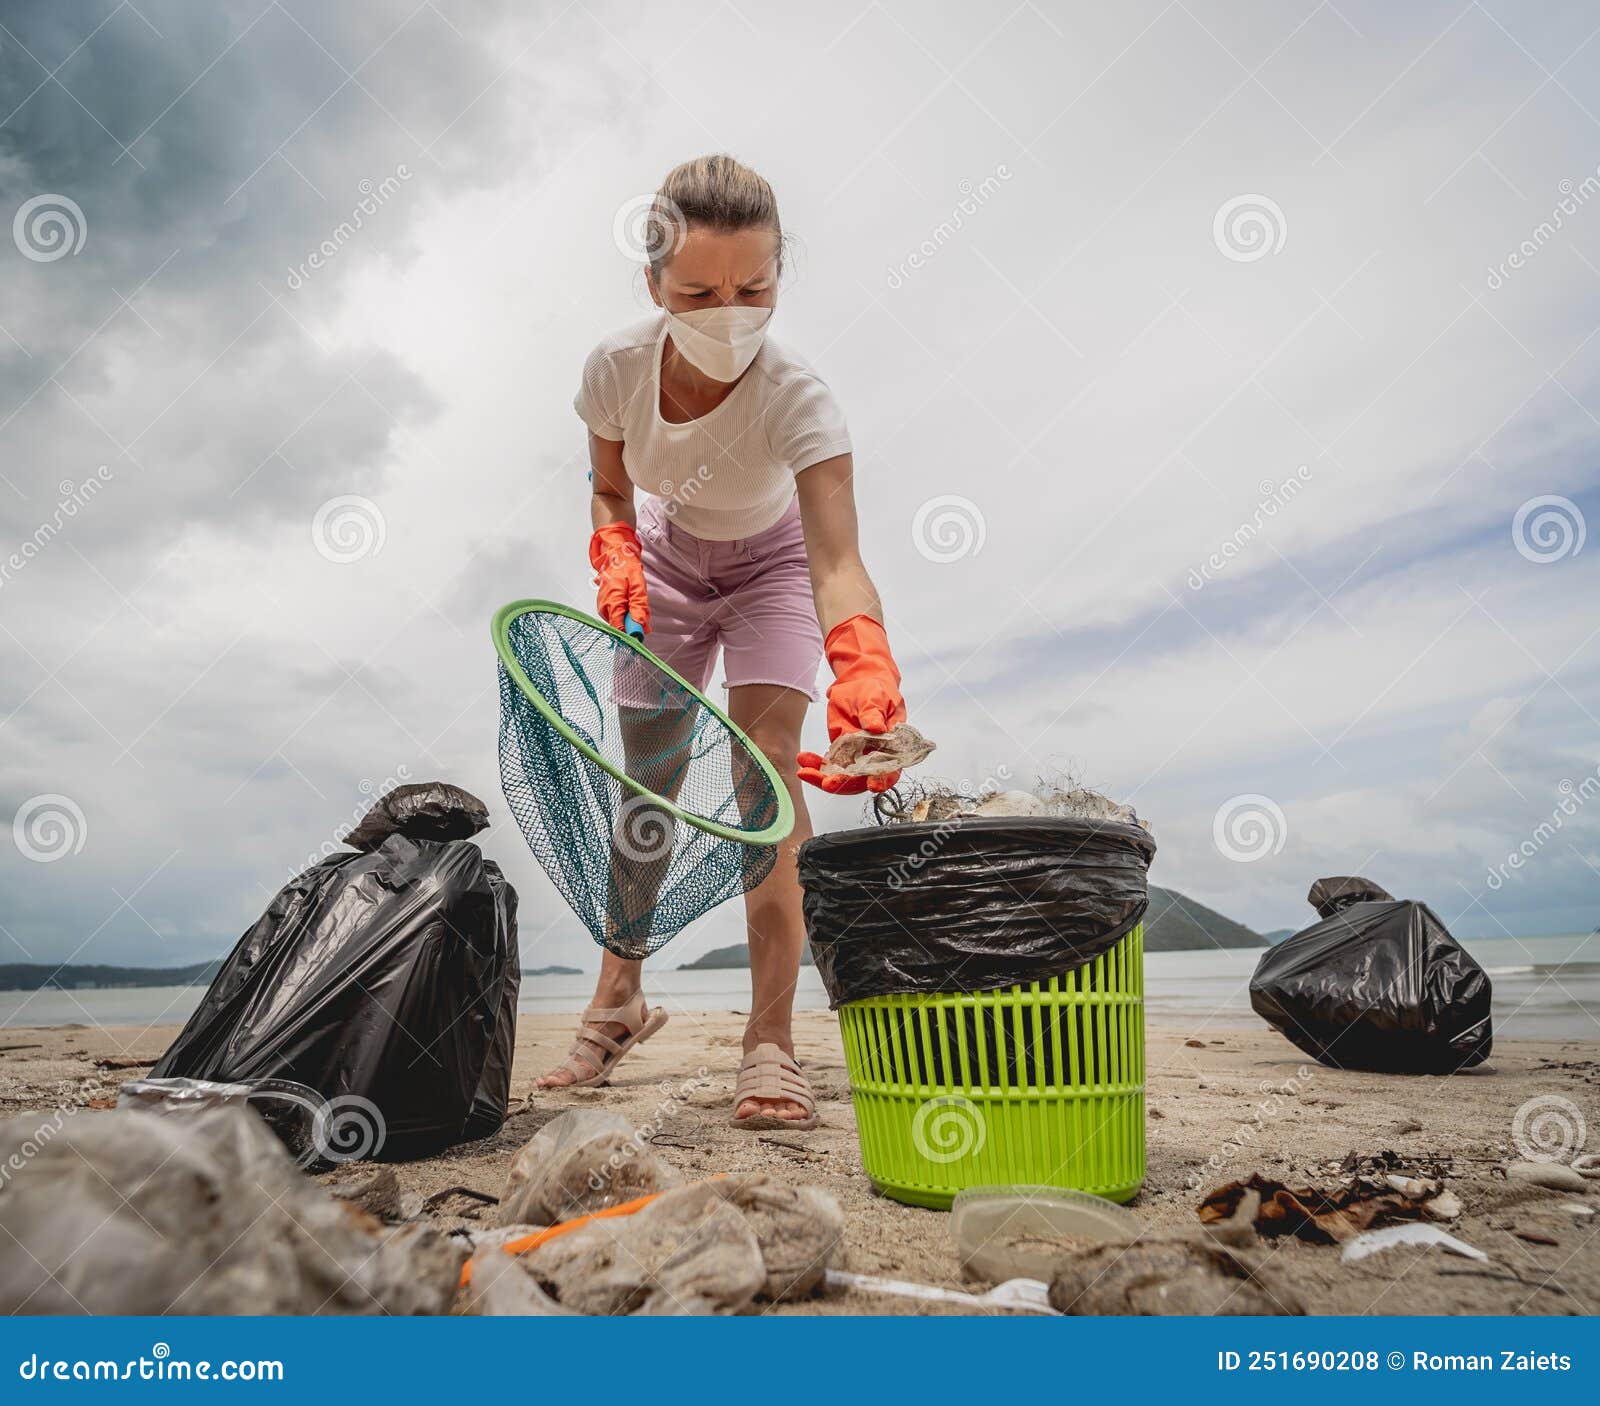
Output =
[{"x1": 492, "y1": 598, "x2": 795, "y2": 848}]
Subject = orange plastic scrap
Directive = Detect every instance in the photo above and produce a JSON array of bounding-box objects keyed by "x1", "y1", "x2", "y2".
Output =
[{"x1": 457, "y1": 1176, "x2": 726, "y2": 1288}]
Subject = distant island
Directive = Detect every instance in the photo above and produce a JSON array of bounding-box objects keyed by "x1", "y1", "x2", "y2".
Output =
[
  {"x1": 1263, "y1": 928, "x2": 1299, "y2": 944},
  {"x1": 1134, "y1": 886, "x2": 1264, "y2": 950},
  {"x1": 0, "y1": 961, "x2": 223, "y2": 992},
  {"x1": 678, "y1": 885, "x2": 1264, "y2": 970},
  {"x1": 0, "y1": 959, "x2": 585, "y2": 992}
]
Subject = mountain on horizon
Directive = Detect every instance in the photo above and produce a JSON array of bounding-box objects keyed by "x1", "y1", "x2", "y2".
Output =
[{"x1": 678, "y1": 883, "x2": 1264, "y2": 970}]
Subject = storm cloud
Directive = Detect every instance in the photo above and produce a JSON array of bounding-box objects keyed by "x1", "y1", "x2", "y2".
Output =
[{"x1": 2, "y1": 1, "x2": 1598, "y2": 981}]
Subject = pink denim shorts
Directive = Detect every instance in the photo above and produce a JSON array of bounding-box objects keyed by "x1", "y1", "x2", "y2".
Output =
[{"x1": 635, "y1": 495, "x2": 823, "y2": 701}]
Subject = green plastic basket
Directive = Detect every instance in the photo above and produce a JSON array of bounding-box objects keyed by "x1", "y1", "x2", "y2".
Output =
[{"x1": 836, "y1": 925, "x2": 1144, "y2": 1210}]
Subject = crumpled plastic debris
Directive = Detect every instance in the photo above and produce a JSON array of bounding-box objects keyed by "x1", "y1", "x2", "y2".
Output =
[
  {"x1": 877, "y1": 775, "x2": 1151, "y2": 833},
  {"x1": 1197, "y1": 1168, "x2": 1458, "y2": 1244},
  {"x1": 0, "y1": 1105, "x2": 464, "y2": 1315},
  {"x1": 821, "y1": 723, "x2": 936, "y2": 778},
  {"x1": 708, "y1": 1175, "x2": 843, "y2": 1301},
  {"x1": 458, "y1": 1247, "x2": 577, "y2": 1316},
  {"x1": 517, "y1": 1180, "x2": 767, "y2": 1316},
  {"x1": 494, "y1": 1109, "x2": 677, "y2": 1228},
  {"x1": 1506, "y1": 1161, "x2": 1590, "y2": 1193},
  {"x1": 1048, "y1": 1239, "x2": 1304, "y2": 1315},
  {"x1": 469, "y1": 1170, "x2": 843, "y2": 1314},
  {"x1": 1340, "y1": 1224, "x2": 1487, "y2": 1264}
]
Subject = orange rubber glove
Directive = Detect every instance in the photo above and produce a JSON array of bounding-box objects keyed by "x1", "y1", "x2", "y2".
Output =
[
  {"x1": 588, "y1": 523, "x2": 650, "y2": 634},
  {"x1": 797, "y1": 614, "x2": 908, "y2": 795}
]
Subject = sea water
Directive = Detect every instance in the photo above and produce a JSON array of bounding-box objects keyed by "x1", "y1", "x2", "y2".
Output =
[{"x1": 2, "y1": 933, "x2": 1595, "y2": 1042}]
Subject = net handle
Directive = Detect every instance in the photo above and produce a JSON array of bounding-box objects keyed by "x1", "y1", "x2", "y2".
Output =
[{"x1": 492, "y1": 599, "x2": 796, "y2": 848}]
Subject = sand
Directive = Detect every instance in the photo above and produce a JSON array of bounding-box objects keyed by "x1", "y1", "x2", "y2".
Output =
[{"x1": 1, "y1": 1013, "x2": 1595, "y2": 1315}]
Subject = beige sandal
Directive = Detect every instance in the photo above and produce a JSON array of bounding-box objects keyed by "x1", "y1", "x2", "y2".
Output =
[
  {"x1": 731, "y1": 1042, "x2": 821, "y2": 1130},
  {"x1": 540, "y1": 993, "x2": 668, "y2": 1088}
]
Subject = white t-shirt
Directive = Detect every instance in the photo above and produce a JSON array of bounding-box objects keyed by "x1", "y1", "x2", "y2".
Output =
[{"x1": 574, "y1": 314, "x2": 852, "y2": 541}]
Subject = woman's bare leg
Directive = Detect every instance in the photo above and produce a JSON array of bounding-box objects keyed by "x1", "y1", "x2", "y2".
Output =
[
  {"x1": 728, "y1": 684, "x2": 814, "y2": 1121},
  {"x1": 534, "y1": 697, "x2": 694, "y2": 1088}
]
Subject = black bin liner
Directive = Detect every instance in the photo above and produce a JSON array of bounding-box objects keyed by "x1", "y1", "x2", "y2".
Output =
[
  {"x1": 1249, "y1": 874, "x2": 1492, "y2": 1074},
  {"x1": 151, "y1": 783, "x2": 520, "y2": 1158},
  {"x1": 798, "y1": 818, "x2": 1157, "y2": 1007}
]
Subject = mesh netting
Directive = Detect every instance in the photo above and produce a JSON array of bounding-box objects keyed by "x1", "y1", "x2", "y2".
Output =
[{"x1": 496, "y1": 604, "x2": 785, "y2": 958}]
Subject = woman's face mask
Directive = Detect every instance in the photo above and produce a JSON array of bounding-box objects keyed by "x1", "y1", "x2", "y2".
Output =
[{"x1": 664, "y1": 304, "x2": 773, "y2": 382}]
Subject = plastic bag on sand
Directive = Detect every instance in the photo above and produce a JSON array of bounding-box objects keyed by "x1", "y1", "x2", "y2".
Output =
[
  {"x1": 1048, "y1": 1240, "x2": 1303, "y2": 1316},
  {"x1": 711, "y1": 1175, "x2": 844, "y2": 1301},
  {"x1": 0, "y1": 1106, "x2": 463, "y2": 1315},
  {"x1": 517, "y1": 1181, "x2": 766, "y2": 1316},
  {"x1": 459, "y1": 1248, "x2": 578, "y2": 1316},
  {"x1": 495, "y1": 1109, "x2": 676, "y2": 1228},
  {"x1": 150, "y1": 782, "x2": 520, "y2": 1158},
  {"x1": 1250, "y1": 875, "x2": 1492, "y2": 1073},
  {"x1": 469, "y1": 1175, "x2": 842, "y2": 1314}
]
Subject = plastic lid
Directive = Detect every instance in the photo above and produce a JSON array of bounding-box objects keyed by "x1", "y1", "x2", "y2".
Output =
[{"x1": 952, "y1": 1185, "x2": 1137, "y2": 1283}]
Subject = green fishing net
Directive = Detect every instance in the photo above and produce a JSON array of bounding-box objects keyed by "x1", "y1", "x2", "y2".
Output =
[{"x1": 494, "y1": 600, "x2": 792, "y2": 958}]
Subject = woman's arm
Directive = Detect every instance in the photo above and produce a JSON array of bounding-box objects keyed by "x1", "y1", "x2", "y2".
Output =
[
  {"x1": 795, "y1": 453, "x2": 882, "y2": 635},
  {"x1": 586, "y1": 433, "x2": 651, "y2": 631},
  {"x1": 794, "y1": 453, "x2": 909, "y2": 794},
  {"x1": 589, "y1": 433, "x2": 635, "y2": 529}
]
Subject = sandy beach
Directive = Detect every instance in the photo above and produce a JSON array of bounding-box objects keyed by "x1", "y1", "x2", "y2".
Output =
[{"x1": 2, "y1": 1012, "x2": 1595, "y2": 1316}]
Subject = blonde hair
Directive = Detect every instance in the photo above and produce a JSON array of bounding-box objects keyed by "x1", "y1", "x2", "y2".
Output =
[{"x1": 647, "y1": 154, "x2": 783, "y2": 278}]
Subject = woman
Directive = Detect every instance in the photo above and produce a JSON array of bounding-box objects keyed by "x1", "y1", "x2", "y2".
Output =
[{"x1": 535, "y1": 155, "x2": 913, "y2": 1128}]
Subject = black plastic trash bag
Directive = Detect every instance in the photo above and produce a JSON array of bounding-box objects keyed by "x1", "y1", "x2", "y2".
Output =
[
  {"x1": 798, "y1": 818, "x2": 1156, "y2": 1006},
  {"x1": 150, "y1": 783, "x2": 520, "y2": 1159},
  {"x1": 1249, "y1": 875, "x2": 1492, "y2": 1074},
  {"x1": 345, "y1": 779, "x2": 491, "y2": 850}
]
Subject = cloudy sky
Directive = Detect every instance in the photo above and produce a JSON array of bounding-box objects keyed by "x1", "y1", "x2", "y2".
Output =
[{"x1": 2, "y1": 0, "x2": 1598, "y2": 978}]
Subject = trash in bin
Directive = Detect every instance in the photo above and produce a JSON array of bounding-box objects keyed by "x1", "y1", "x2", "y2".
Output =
[
  {"x1": 149, "y1": 781, "x2": 521, "y2": 1159},
  {"x1": 798, "y1": 811, "x2": 1156, "y2": 1208},
  {"x1": 1249, "y1": 875, "x2": 1492, "y2": 1073}
]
